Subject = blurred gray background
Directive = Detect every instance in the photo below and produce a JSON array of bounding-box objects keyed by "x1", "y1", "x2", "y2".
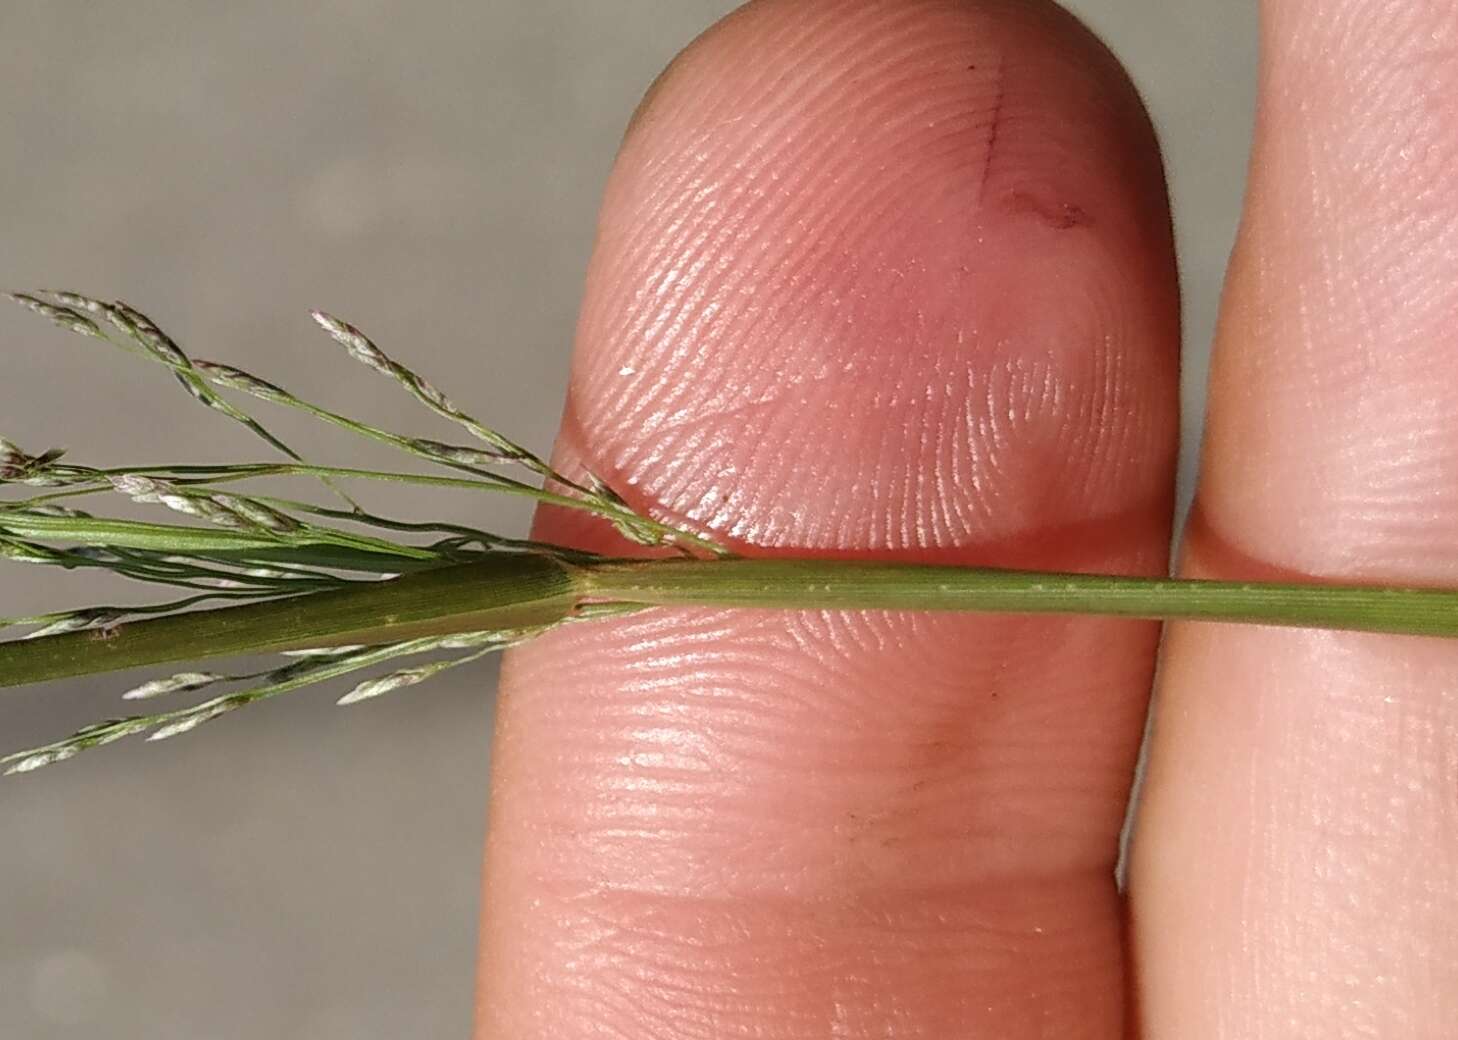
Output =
[{"x1": 0, "y1": 2, "x2": 1255, "y2": 1036}]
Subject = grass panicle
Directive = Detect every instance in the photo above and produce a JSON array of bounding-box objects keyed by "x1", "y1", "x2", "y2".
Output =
[
  {"x1": 1, "y1": 623, "x2": 560, "y2": 775},
  {"x1": 2, "y1": 293, "x2": 724, "y2": 773},
  {"x1": 11, "y1": 291, "x2": 1458, "y2": 780}
]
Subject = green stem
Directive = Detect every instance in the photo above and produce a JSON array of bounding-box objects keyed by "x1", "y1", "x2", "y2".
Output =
[
  {"x1": 6, "y1": 554, "x2": 1458, "y2": 690},
  {"x1": 584, "y1": 558, "x2": 1458, "y2": 636},
  {"x1": 0, "y1": 553, "x2": 580, "y2": 687}
]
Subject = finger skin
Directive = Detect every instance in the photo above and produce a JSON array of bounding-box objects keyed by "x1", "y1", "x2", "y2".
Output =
[
  {"x1": 475, "y1": 1, "x2": 1179, "y2": 1036},
  {"x1": 1132, "y1": 2, "x2": 1458, "y2": 1035}
]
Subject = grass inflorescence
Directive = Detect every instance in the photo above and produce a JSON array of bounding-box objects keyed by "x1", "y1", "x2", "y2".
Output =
[
  {"x1": 1, "y1": 292, "x2": 724, "y2": 773},
  {"x1": 10, "y1": 291, "x2": 1458, "y2": 777}
]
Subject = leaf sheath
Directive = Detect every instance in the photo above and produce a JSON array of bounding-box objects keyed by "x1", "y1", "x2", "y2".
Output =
[{"x1": 0, "y1": 554, "x2": 580, "y2": 687}]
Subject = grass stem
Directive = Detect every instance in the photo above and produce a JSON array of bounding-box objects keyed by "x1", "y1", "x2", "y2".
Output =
[
  {"x1": 7, "y1": 554, "x2": 1458, "y2": 692},
  {"x1": 584, "y1": 557, "x2": 1458, "y2": 637}
]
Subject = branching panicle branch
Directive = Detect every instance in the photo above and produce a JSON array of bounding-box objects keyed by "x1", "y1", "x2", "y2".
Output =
[{"x1": 1, "y1": 293, "x2": 725, "y2": 772}]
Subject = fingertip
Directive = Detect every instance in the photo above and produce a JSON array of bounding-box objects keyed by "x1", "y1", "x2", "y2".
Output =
[
  {"x1": 481, "y1": 3, "x2": 1180, "y2": 1035},
  {"x1": 551, "y1": 0, "x2": 1178, "y2": 560}
]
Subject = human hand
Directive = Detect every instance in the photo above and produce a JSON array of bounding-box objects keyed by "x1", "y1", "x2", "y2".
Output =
[{"x1": 474, "y1": 1, "x2": 1458, "y2": 1035}]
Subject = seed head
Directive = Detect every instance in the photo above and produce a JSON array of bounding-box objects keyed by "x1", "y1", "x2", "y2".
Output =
[
  {"x1": 122, "y1": 671, "x2": 223, "y2": 701},
  {"x1": 23, "y1": 609, "x2": 124, "y2": 640},
  {"x1": 401, "y1": 370, "x2": 455, "y2": 412},
  {"x1": 0, "y1": 437, "x2": 25, "y2": 478},
  {"x1": 0, "y1": 441, "x2": 68, "y2": 485},
  {"x1": 7, "y1": 292, "x2": 102, "y2": 338},
  {"x1": 611, "y1": 514, "x2": 670, "y2": 547},
  {"x1": 311, "y1": 310, "x2": 393, "y2": 375},
  {"x1": 337, "y1": 666, "x2": 430, "y2": 705},
  {"x1": 241, "y1": 567, "x2": 290, "y2": 579},
  {"x1": 147, "y1": 698, "x2": 240, "y2": 742},
  {"x1": 109, "y1": 474, "x2": 164, "y2": 502},
  {"x1": 70, "y1": 717, "x2": 151, "y2": 746},
  {"x1": 280, "y1": 645, "x2": 366, "y2": 658},
  {"x1": 437, "y1": 631, "x2": 517, "y2": 650},
  {"x1": 193, "y1": 360, "x2": 288, "y2": 401},
  {"x1": 5, "y1": 746, "x2": 80, "y2": 775},
  {"x1": 109, "y1": 301, "x2": 189, "y2": 367},
  {"x1": 108, "y1": 475, "x2": 281, "y2": 532},
  {"x1": 211, "y1": 494, "x2": 300, "y2": 534},
  {"x1": 97, "y1": 300, "x2": 139, "y2": 336},
  {"x1": 39, "y1": 290, "x2": 103, "y2": 312},
  {"x1": 410, "y1": 439, "x2": 510, "y2": 467},
  {"x1": 160, "y1": 492, "x2": 209, "y2": 517}
]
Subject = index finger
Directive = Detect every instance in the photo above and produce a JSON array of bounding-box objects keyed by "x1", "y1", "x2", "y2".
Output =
[{"x1": 476, "y1": 1, "x2": 1179, "y2": 1035}]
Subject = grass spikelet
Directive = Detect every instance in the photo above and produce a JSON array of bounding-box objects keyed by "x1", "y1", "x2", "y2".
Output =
[
  {"x1": 191, "y1": 360, "x2": 290, "y2": 401},
  {"x1": 6, "y1": 292, "x2": 102, "y2": 338},
  {"x1": 310, "y1": 310, "x2": 393, "y2": 375},
  {"x1": 6, "y1": 746, "x2": 81, "y2": 774},
  {"x1": 22, "y1": 609, "x2": 123, "y2": 640},
  {"x1": 121, "y1": 671, "x2": 223, "y2": 701},
  {"x1": 146, "y1": 697, "x2": 242, "y2": 741},
  {"x1": 107, "y1": 300, "x2": 191, "y2": 367}
]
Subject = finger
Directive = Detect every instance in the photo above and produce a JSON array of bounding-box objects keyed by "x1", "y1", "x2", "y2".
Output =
[
  {"x1": 476, "y1": 1, "x2": 1179, "y2": 1036},
  {"x1": 1132, "y1": 2, "x2": 1458, "y2": 1034}
]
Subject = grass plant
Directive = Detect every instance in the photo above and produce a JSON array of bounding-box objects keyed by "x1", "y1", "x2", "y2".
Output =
[{"x1": 6, "y1": 292, "x2": 1458, "y2": 774}]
